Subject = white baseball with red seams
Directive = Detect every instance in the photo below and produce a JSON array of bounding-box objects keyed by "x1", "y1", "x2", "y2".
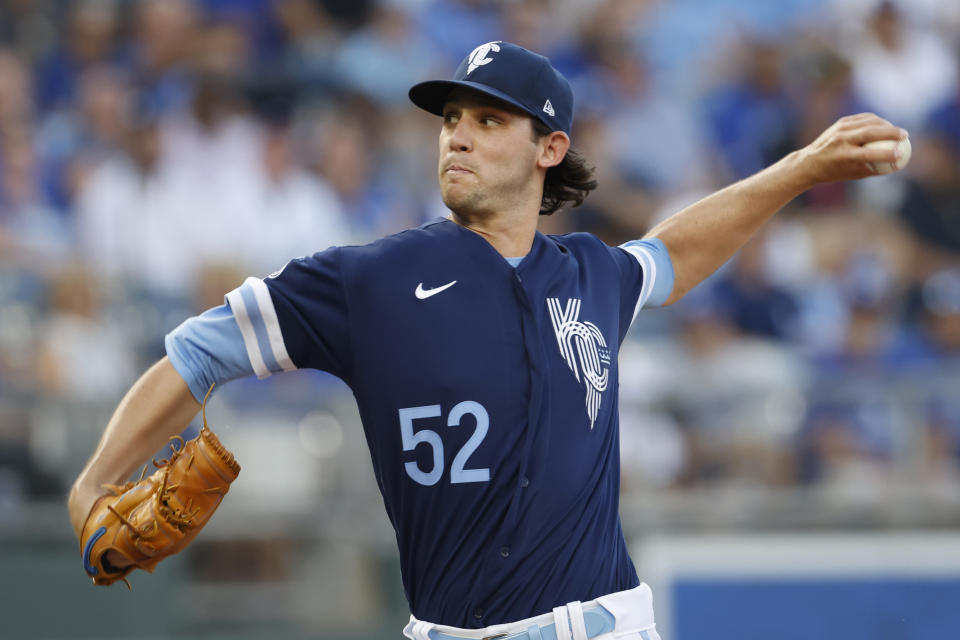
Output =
[{"x1": 864, "y1": 135, "x2": 912, "y2": 175}]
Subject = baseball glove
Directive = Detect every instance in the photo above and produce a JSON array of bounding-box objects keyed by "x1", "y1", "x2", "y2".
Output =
[{"x1": 80, "y1": 385, "x2": 240, "y2": 587}]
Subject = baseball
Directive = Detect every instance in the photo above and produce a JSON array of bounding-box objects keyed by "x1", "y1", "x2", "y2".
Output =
[{"x1": 864, "y1": 135, "x2": 911, "y2": 174}]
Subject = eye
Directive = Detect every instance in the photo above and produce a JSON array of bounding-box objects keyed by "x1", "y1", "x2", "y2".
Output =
[
  {"x1": 443, "y1": 113, "x2": 459, "y2": 125},
  {"x1": 480, "y1": 117, "x2": 500, "y2": 126}
]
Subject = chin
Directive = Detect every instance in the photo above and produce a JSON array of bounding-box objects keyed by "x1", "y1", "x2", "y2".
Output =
[{"x1": 441, "y1": 187, "x2": 481, "y2": 215}]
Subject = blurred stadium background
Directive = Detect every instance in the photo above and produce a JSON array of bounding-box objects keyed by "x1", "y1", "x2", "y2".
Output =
[{"x1": 1, "y1": 0, "x2": 959, "y2": 638}]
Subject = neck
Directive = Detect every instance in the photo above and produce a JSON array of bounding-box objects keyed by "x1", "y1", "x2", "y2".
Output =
[{"x1": 448, "y1": 209, "x2": 538, "y2": 258}]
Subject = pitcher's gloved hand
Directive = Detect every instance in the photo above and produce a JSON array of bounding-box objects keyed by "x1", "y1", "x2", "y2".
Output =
[{"x1": 79, "y1": 386, "x2": 240, "y2": 586}]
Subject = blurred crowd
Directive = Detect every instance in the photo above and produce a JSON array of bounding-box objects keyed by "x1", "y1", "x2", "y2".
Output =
[{"x1": 0, "y1": 0, "x2": 958, "y2": 518}]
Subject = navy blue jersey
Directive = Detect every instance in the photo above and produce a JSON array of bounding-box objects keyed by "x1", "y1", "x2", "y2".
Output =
[{"x1": 201, "y1": 218, "x2": 671, "y2": 627}]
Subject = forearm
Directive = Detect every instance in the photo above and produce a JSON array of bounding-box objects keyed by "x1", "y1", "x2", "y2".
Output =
[
  {"x1": 68, "y1": 357, "x2": 201, "y2": 535},
  {"x1": 644, "y1": 113, "x2": 906, "y2": 305},
  {"x1": 645, "y1": 150, "x2": 813, "y2": 305}
]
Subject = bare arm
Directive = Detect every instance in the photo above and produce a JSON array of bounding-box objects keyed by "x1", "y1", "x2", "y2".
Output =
[
  {"x1": 68, "y1": 356, "x2": 201, "y2": 538},
  {"x1": 646, "y1": 113, "x2": 907, "y2": 305}
]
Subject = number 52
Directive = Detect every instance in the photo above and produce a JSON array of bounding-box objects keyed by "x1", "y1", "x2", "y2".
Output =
[{"x1": 399, "y1": 401, "x2": 490, "y2": 486}]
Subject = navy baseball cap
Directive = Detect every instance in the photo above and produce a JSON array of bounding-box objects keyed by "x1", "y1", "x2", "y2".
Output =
[{"x1": 409, "y1": 41, "x2": 574, "y2": 136}]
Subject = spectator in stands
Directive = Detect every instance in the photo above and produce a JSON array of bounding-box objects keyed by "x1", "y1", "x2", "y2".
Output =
[
  {"x1": 925, "y1": 71, "x2": 960, "y2": 151},
  {"x1": 333, "y1": 1, "x2": 443, "y2": 108},
  {"x1": 846, "y1": 0, "x2": 957, "y2": 131},
  {"x1": 0, "y1": 48, "x2": 33, "y2": 135},
  {"x1": 416, "y1": 0, "x2": 502, "y2": 68},
  {"x1": 306, "y1": 101, "x2": 421, "y2": 240},
  {"x1": 815, "y1": 250, "x2": 922, "y2": 371},
  {"x1": 799, "y1": 398, "x2": 897, "y2": 501},
  {"x1": 246, "y1": 124, "x2": 351, "y2": 273},
  {"x1": 33, "y1": 0, "x2": 123, "y2": 115},
  {"x1": 702, "y1": 37, "x2": 798, "y2": 181},
  {"x1": 34, "y1": 66, "x2": 133, "y2": 211},
  {"x1": 156, "y1": 19, "x2": 265, "y2": 274},
  {"x1": 270, "y1": 0, "x2": 342, "y2": 92},
  {"x1": 0, "y1": 124, "x2": 71, "y2": 270},
  {"x1": 35, "y1": 265, "x2": 137, "y2": 402},
  {"x1": 130, "y1": 0, "x2": 197, "y2": 115},
  {"x1": 914, "y1": 267, "x2": 960, "y2": 359},
  {"x1": 712, "y1": 229, "x2": 801, "y2": 341},
  {"x1": 588, "y1": 37, "x2": 712, "y2": 196},
  {"x1": 900, "y1": 134, "x2": 960, "y2": 256},
  {"x1": 73, "y1": 96, "x2": 190, "y2": 295}
]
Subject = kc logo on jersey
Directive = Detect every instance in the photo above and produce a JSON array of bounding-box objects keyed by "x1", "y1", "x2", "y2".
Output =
[
  {"x1": 547, "y1": 298, "x2": 611, "y2": 429},
  {"x1": 466, "y1": 41, "x2": 501, "y2": 75}
]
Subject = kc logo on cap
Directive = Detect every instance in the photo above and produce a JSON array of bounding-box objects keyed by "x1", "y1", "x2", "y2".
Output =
[{"x1": 467, "y1": 42, "x2": 501, "y2": 75}]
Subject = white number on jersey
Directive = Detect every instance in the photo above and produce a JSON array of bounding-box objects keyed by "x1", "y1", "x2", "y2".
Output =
[{"x1": 399, "y1": 401, "x2": 491, "y2": 486}]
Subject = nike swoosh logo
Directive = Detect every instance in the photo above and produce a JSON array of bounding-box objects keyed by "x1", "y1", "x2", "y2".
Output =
[{"x1": 415, "y1": 280, "x2": 457, "y2": 299}]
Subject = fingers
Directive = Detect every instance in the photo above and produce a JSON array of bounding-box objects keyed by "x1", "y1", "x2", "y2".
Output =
[
  {"x1": 859, "y1": 140, "x2": 903, "y2": 166},
  {"x1": 848, "y1": 124, "x2": 907, "y2": 146},
  {"x1": 836, "y1": 112, "x2": 906, "y2": 145},
  {"x1": 839, "y1": 112, "x2": 879, "y2": 123}
]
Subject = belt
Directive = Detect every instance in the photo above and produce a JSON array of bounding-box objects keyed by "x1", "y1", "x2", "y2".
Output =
[
  {"x1": 410, "y1": 602, "x2": 615, "y2": 640},
  {"x1": 405, "y1": 584, "x2": 657, "y2": 640}
]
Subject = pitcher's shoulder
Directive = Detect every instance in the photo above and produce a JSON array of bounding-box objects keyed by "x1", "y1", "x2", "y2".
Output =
[
  {"x1": 546, "y1": 231, "x2": 617, "y2": 262},
  {"x1": 334, "y1": 219, "x2": 458, "y2": 275}
]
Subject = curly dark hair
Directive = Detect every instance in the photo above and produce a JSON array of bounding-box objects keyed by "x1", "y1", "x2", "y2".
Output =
[{"x1": 531, "y1": 119, "x2": 598, "y2": 215}]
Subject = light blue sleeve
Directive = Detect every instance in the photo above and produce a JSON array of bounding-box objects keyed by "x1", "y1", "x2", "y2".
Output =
[
  {"x1": 165, "y1": 303, "x2": 255, "y2": 403},
  {"x1": 619, "y1": 237, "x2": 675, "y2": 308}
]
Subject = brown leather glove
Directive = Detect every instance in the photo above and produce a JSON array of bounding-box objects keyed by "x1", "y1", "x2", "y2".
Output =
[{"x1": 79, "y1": 387, "x2": 240, "y2": 586}]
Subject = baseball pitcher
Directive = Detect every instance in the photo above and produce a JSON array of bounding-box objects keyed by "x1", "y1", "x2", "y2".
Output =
[{"x1": 68, "y1": 41, "x2": 909, "y2": 640}]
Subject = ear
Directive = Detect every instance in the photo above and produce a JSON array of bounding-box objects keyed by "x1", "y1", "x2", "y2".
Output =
[{"x1": 537, "y1": 131, "x2": 570, "y2": 169}]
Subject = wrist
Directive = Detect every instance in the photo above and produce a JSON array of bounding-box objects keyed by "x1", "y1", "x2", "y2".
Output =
[
  {"x1": 68, "y1": 479, "x2": 107, "y2": 538},
  {"x1": 791, "y1": 145, "x2": 836, "y2": 192},
  {"x1": 777, "y1": 149, "x2": 819, "y2": 193},
  {"x1": 69, "y1": 473, "x2": 103, "y2": 505}
]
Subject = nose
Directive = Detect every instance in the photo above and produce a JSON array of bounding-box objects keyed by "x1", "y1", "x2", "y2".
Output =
[{"x1": 447, "y1": 119, "x2": 473, "y2": 153}]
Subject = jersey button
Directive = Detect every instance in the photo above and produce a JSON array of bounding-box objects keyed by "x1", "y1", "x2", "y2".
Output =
[
  {"x1": 520, "y1": 476, "x2": 529, "y2": 488},
  {"x1": 500, "y1": 546, "x2": 511, "y2": 558},
  {"x1": 474, "y1": 608, "x2": 484, "y2": 620}
]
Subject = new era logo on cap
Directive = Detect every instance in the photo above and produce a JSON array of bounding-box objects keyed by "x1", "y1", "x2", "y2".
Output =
[{"x1": 408, "y1": 41, "x2": 574, "y2": 136}]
